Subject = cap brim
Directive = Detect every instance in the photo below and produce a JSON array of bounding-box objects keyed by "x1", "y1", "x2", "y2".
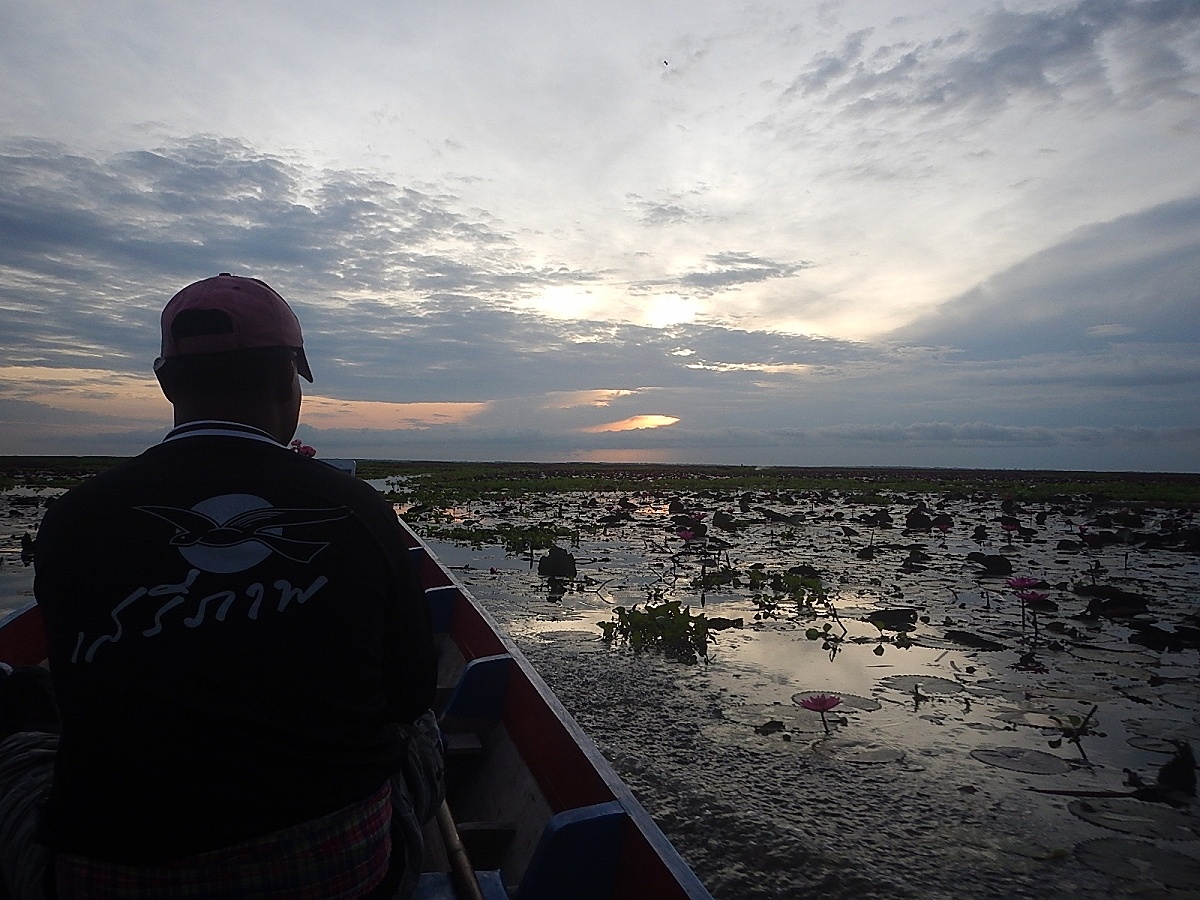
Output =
[{"x1": 296, "y1": 348, "x2": 313, "y2": 382}]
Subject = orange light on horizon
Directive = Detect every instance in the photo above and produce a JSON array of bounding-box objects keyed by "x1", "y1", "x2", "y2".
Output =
[
  {"x1": 0, "y1": 367, "x2": 489, "y2": 433},
  {"x1": 301, "y1": 396, "x2": 488, "y2": 430},
  {"x1": 580, "y1": 415, "x2": 680, "y2": 433},
  {"x1": 540, "y1": 389, "x2": 637, "y2": 409},
  {"x1": 576, "y1": 449, "x2": 681, "y2": 463},
  {"x1": 0, "y1": 366, "x2": 169, "y2": 424}
]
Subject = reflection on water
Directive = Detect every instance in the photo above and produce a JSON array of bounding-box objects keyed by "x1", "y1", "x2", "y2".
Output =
[
  {"x1": 0, "y1": 488, "x2": 46, "y2": 620},
  {"x1": 420, "y1": 488, "x2": 1200, "y2": 810}
]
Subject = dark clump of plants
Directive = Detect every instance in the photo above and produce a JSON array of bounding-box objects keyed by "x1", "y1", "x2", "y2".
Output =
[
  {"x1": 599, "y1": 598, "x2": 711, "y2": 663},
  {"x1": 356, "y1": 460, "x2": 1200, "y2": 508},
  {"x1": 429, "y1": 522, "x2": 578, "y2": 553}
]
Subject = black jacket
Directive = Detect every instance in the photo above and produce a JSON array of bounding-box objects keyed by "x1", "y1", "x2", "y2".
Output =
[{"x1": 34, "y1": 422, "x2": 435, "y2": 863}]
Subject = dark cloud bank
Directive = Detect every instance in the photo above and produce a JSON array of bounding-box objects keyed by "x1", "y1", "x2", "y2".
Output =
[{"x1": 0, "y1": 136, "x2": 1196, "y2": 471}]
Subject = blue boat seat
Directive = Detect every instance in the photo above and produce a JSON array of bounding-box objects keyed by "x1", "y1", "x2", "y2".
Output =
[
  {"x1": 413, "y1": 801, "x2": 627, "y2": 900},
  {"x1": 515, "y1": 800, "x2": 625, "y2": 900},
  {"x1": 412, "y1": 869, "x2": 508, "y2": 900},
  {"x1": 440, "y1": 654, "x2": 514, "y2": 721},
  {"x1": 423, "y1": 583, "x2": 458, "y2": 634}
]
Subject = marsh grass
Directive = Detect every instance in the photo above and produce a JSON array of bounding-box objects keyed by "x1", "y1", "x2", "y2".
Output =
[{"x1": 3, "y1": 458, "x2": 1199, "y2": 505}]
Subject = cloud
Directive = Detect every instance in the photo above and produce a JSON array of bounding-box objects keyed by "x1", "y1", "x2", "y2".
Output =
[
  {"x1": 626, "y1": 192, "x2": 713, "y2": 227},
  {"x1": 580, "y1": 415, "x2": 680, "y2": 433},
  {"x1": 891, "y1": 194, "x2": 1200, "y2": 357},
  {"x1": 789, "y1": 0, "x2": 1200, "y2": 118},
  {"x1": 1, "y1": 124, "x2": 1196, "y2": 472}
]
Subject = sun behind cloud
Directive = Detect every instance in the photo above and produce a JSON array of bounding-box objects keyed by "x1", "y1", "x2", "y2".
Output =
[{"x1": 580, "y1": 415, "x2": 680, "y2": 433}]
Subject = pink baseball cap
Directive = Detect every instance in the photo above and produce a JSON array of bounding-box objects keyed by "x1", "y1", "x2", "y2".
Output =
[{"x1": 158, "y1": 273, "x2": 312, "y2": 381}]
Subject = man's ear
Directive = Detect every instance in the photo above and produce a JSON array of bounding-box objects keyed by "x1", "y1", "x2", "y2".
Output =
[
  {"x1": 275, "y1": 353, "x2": 299, "y2": 402},
  {"x1": 153, "y1": 358, "x2": 178, "y2": 402}
]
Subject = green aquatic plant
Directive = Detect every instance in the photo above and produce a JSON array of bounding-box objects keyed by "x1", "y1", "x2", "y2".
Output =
[
  {"x1": 599, "y1": 598, "x2": 711, "y2": 663},
  {"x1": 805, "y1": 621, "x2": 848, "y2": 660},
  {"x1": 1048, "y1": 704, "x2": 1101, "y2": 762},
  {"x1": 426, "y1": 522, "x2": 578, "y2": 554},
  {"x1": 750, "y1": 568, "x2": 832, "y2": 620}
]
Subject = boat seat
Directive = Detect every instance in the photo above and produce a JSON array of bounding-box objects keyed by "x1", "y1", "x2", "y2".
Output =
[
  {"x1": 423, "y1": 583, "x2": 459, "y2": 635},
  {"x1": 412, "y1": 869, "x2": 507, "y2": 900},
  {"x1": 439, "y1": 654, "x2": 514, "y2": 722},
  {"x1": 413, "y1": 801, "x2": 626, "y2": 900},
  {"x1": 514, "y1": 801, "x2": 625, "y2": 900}
]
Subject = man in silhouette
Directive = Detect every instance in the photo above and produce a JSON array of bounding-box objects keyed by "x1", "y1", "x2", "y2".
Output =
[{"x1": 1, "y1": 274, "x2": 440, "y2": 899}]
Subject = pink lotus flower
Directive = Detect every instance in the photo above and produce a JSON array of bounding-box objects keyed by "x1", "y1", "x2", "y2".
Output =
[
  {"x1": 796, "y1": 693, "x2": 843, "y2": 734},
  {"x1": 1015, "y1": 590, "x2": 1050, "y2": 603},
  {"x1": 677, "y1": 529, "x2": 696, "y2": 542},
  {"x1": 289, "y1": 439, "x2": 316, "y2": 457},
  {"x1": 797, "y1": 694, "x2": 842, "y2": 712},
  {"x1": 1006, "y1": 577, "x2": 1040, "y2": 590}
]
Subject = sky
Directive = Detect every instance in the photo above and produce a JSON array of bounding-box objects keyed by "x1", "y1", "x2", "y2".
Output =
[{"x1": 1, "y1": 0, "x2": 1198, "y2": 472}]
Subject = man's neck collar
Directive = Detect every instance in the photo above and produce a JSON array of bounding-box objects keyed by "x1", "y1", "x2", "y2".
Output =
[{"x1": 162, "y1": 420, "x2": 284, "y2": 446}]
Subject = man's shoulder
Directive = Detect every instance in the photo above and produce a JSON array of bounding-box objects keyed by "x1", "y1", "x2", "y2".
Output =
[
  {"x1": 312, "y1": 463, "x2": 399, "y2": 523},
  {"x1": 49, "y1": 452, "x2": 156, "y2": 505}
]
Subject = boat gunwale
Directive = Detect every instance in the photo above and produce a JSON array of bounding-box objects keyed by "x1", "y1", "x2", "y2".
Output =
[{"x1": 400, "y1": 521, "x2": 713, "y2": 899}]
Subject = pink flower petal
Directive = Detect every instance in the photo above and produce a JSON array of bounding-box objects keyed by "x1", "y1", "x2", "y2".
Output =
[
  {"x1": 1005, "y1": 577, "x2": 1040, "y2": 589},
  {"x1": 796, "y1": 694, "x2": 843, "y2": 712},
  {"x1": 1015, "y1": 591, "x2": 1050, "y2": 602}
]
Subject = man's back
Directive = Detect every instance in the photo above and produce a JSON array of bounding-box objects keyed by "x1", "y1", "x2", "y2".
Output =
[{"x1": 34, "y1": 423, "x2": 435, "y2": 864}]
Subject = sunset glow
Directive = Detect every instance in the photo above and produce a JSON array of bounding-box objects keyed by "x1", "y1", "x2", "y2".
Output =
[
  {"x1": 301, "y1": 397, "x2": 489, "y2": 430},
  {"x1": 581, "y1": 415, "x2": 680, "y2": 434}
]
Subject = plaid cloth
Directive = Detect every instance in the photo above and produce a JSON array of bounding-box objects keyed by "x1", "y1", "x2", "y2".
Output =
[
  {"x1": 54, "y1": 781, "x2": 393, "y2": 900},
  {"x1": 0, "y1": 731, "x2": 58, "y2": 900}
]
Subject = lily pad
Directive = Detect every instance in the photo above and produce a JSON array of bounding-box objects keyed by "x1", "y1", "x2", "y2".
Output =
[
  {"x1": 1122, "y1": 684, "x2": 1200, "y2": 712},
  {"x1": 1052, "y1": 658, "x2": 1152, "y2": 680},
  {"x1": 815, "y1": 737, "x2": 905, "y2": 764},
  {"x1": 942, "y1": 629, "x2": 1008, "y2": 651},
  {"x1": 1075, "y1": 837, "x2": 1200, "y2": 888},
  {"x1": 876, "y1": 674, "x2": 965, "y2": 695},
  {"x1": 970, "y1": 746, "x2": 1072, "y2": 775},
  {"x1": 1068, "y1": 645, "x2": 1155, "y2": 663},
  {"x1": 1124, "y1": 717, "x2": 1200, "y2": 753},
  {"x1": 723, "y1": 703, "x2": 826, "y2": 734},
  {"x1": 995, "y1": 710, "x2": 1078, "y2": 729},
  {"x1": 1067, "y1": 798, "x2": 1200, "y2": 841}
]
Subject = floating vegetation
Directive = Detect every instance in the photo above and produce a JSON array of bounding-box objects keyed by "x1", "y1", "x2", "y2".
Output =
[
  {"x1": 970, "y1": 747, "x2": 1072, "y2": 775},
  {"x1": 429, "y1": 522, "x2": 579, "y2": 554},
  {"x1": 598, "y1": 599, "x2": 716, "y2": 663},
  {"x1": 876, "y1": 674, "x2": 966, "y2": 695},
  {"x1": 1123, "y1": 718, "x2": 1200, "y2": 754}
]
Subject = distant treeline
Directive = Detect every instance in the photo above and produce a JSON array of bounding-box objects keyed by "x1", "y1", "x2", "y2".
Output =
[{"x1": 4, "y1": 456, "x2": 1198, "y2": 505}]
